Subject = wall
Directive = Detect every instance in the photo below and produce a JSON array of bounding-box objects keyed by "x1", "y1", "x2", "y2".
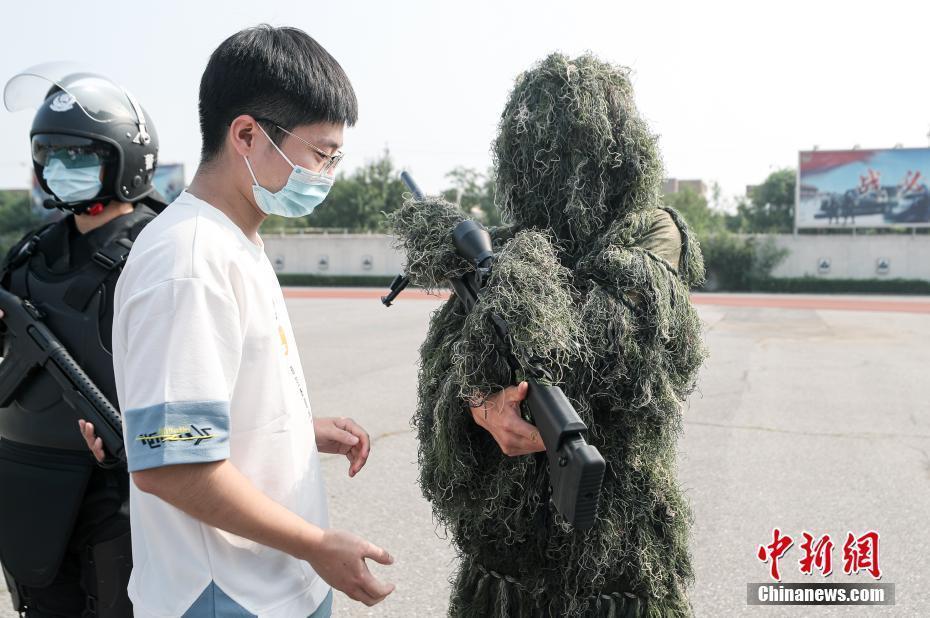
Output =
[
  {"x1": 263, "y1": 232, "x2": 402, "y2": 276},
  {"x1": 767, "y1": 234, "x2": 930, "y2": 280},
  {"x1": 263, "y1": 232, "x2": 930, "y2": 281}
]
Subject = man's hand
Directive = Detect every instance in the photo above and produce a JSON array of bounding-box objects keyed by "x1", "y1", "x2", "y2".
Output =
[
  {"x1": 469, "y1": 381, "x2": 545, "y2": 456},
  {"x1": 305, "y1": 528, "x2": 395, "y2": 607},
  {"x1": 131, "y1": 459, "x2": 396, "y2": 609},
  {"x1": 78, "y1": 419, "x2": 106, "y2": 463},
  {"x1": 314, "y1": 417, "x2": 370, "y2": 477}
]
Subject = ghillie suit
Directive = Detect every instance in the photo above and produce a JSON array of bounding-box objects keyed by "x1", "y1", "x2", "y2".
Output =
[{"x1": 390, "y1": 53, "x2": 706, "y2": 617}]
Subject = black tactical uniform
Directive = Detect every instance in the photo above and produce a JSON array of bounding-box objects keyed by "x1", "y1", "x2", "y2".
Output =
[{"x1": 0, "y1": 64, "x2": 164, "y2": 617}]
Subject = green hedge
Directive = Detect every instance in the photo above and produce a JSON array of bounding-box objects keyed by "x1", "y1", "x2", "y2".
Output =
[
  {"x1": 277, "y1": 273, "x2": 397, "y2": 287},
  {"x1": 699, "y1": 233, "x2": 930, "y2": 294},
  {"x1": 742, "y1": 277, "x2": 930, "y2": 295},
  {"x1": 699, "y1": 233, "x2": 788, "y2": 291}
]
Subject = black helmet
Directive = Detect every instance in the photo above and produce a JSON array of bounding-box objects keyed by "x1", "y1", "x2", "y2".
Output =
[{"x1": 3, "y1": 62, "x2": 159, "y2": 214}]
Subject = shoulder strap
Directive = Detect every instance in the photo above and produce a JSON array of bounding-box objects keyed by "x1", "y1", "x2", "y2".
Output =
[
  {"x1": 61, "y1": 237, "x2": 134, "y2": 312},
  {"x1": 61, "y1": 209, "x2": 152, "y2": 311}
]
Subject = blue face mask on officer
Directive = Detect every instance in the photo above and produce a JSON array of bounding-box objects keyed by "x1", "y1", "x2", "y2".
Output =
[
  {"x1": 43, "y1": 155, "x2": 104, "y2": 203},
  {"x1": 243, "y1": 123, "x2": 334, "y2": 218}
]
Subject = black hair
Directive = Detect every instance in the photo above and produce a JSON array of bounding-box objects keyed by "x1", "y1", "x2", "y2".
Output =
[{"x1": 198, "y1": 25, "x2": 358, "y2": 162}]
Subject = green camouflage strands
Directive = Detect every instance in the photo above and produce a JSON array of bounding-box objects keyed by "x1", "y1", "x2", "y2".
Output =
[
  {"x1": 494, "y1": 53, "x2": 665, "y2": 263},
  {"x1": 390, "y1": 53, "x2": 707, "y2": 617}
]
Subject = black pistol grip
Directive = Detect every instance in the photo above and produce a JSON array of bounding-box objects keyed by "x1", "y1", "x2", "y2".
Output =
[
  {"x1": 525, "y1": 380, "x2": 587, "y2": 451},
  {"x1": 525, "y1": 380, "x2": 606, "y2": 529}
]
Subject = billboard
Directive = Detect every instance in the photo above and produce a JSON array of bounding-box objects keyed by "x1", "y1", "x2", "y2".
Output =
[
  {"x1": 796, "y1": 148, "x2": 930, "y2": 228},
  {"x1": 152, "y1": 163, "x2": 185, "y2": 203}
]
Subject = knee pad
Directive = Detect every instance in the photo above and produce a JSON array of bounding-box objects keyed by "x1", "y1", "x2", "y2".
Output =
[{"x1": 81, "y1": 531, "x2": 133, "y2": 618}]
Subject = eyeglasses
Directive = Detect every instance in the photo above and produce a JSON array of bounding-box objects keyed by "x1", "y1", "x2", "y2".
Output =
[{"x1": 254, "y1": 118, "x2": 344, "y2": 175}]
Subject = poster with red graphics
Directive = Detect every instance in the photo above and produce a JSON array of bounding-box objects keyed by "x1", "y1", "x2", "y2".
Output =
[{"x1": 797, "y1": 148, "x2": 930, "y2": 228}]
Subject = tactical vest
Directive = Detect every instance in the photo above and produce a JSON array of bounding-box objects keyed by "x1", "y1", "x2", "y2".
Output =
[{"x1": 0, "y1": 206, "x2": 155, "y2": 451}]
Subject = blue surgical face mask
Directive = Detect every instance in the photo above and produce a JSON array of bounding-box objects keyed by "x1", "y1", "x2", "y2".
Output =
[
  {"x1": 244, "y1": 124, "x2": 334, "y2": 218},
  {"x1": 43, "y1": 156, "x2": 103, "y2": 203}
]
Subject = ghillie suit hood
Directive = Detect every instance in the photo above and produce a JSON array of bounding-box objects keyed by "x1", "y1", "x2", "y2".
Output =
[
  {"x1": 390, "y1": 53, "x2": 706, "y2": 617},
  {"x1": 494, "y1": 53, "x2": 665, "y2": 263}
]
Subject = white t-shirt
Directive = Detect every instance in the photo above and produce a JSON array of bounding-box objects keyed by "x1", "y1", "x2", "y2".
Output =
[{"x1": 112, "y1": 191, "x2": 330, "y2": 617}]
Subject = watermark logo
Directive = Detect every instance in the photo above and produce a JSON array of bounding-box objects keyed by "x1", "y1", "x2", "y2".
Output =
[
  {"x1": 757, "y1": 528, "x2": 881, "y2": 581},
  {"x1": 747, "y1": 583, "x2": 894, "y2": 606},
  {"x1": 751, "y1": 528, "x2": 892, "y2": 606}
]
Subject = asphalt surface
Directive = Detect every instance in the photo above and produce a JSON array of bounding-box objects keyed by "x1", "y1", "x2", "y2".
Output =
[{"x1": 2, "y1": 294, "x2": 928, "y2": 617}]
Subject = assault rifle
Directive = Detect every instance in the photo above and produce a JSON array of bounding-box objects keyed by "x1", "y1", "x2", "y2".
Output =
[
  {"x1": 0, "y1": 288, "x2": 125, "y2": 463},
  {"x1": 382, "y1": 172, "x2": 605, "y2": 529}
]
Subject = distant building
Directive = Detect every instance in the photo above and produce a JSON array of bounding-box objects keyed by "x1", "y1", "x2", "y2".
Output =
[{"x1": 662, "y1": 178, "x2": 707, "y2": 197}]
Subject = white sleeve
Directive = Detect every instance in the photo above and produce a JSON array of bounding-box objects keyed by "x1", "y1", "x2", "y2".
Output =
[{"x1": 115, "y1": 277, "x2": 242, "y2": 472}]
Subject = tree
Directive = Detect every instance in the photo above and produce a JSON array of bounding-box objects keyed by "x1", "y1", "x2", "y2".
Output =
[
  {"x1": 259, "y1": 158, "x2": 503, "y2": 234},
  {"x1": 729, "y1": 168, "x2": 795, "y2": 233},
  {"x1": 261, "y1": 150, "x2": 407, "y2": 233},
  {"x1": 441, "y1": 167, "x2": 502, "y2": 226},
  {"x1": 664, "y1": 187, "x2": 787, "y2": 290},
  {"x1": 663, "y1": 188, "x2": 726, "y2": 236},
  {"x1": 0, "y1": 190, "x2": 44, "y2": 258}
]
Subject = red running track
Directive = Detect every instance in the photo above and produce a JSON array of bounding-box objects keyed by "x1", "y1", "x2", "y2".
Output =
[{"x1": 282, "y1": 288, "x2": 930, "y2": 315}]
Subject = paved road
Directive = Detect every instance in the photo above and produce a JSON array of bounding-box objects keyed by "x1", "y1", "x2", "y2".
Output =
[
  {"x1": 3, "y1": 294, "x2": 928, "y2": 616},
  {"x1": 283, "y1": 288, "x2": 930, "y2": 315}
]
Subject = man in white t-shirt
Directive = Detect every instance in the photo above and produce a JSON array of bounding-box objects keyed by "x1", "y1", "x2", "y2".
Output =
[{"x1": 81, "y1": 25, "x2": 393, "y2": 618}]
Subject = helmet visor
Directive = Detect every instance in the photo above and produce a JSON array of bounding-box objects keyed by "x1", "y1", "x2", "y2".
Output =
[
  {"x1": 32, "y1": 134, "x2": 115, "y2": 168},
  {"x1": 4, "y1": 61, "x2": 141, "y2": 125}
]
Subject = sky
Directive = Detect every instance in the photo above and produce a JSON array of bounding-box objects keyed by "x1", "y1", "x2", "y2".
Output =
[{"x1": 1, "y1": 0, "x2": 929, "y2": 210}]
